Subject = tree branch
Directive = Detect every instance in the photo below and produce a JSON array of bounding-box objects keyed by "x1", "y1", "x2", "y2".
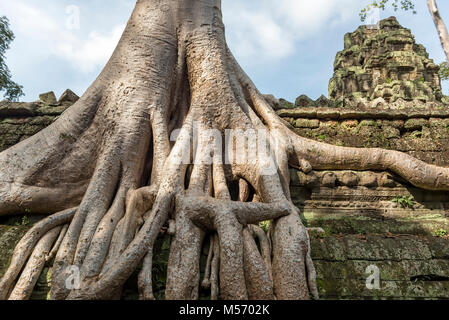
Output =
[{"x1": 427, "y1": 0, "x2": 449, "y2": 62}]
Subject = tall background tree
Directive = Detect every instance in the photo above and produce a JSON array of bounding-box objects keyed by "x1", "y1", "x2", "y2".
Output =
[
  {"x1": 1, "y1": 0, "x2": 449, "y2": 300},
  {"x1": 361, "y1": 0, "x2": 449, "y2": 83},
  {"x1": 0, "y1": 16, "x2": 23, "y2": 101}
]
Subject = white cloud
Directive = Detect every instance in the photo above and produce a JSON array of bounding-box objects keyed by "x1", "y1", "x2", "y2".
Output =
[
  {"x1": 224, "y1": 0, "x2": 362, "y2": 62},
  {"x1": 56, "y1": 25, "x2": 125, "y2": 73},
  {"x1": 0, "y1": 1, "x2": 124, "y2": 73}
]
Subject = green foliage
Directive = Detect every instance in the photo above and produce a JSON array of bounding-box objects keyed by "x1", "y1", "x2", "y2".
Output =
[
  {"x1": 0, "y1": 16, "x2": 23, "y2": 101},
  {"x1": 259, "y1": 220, "x2": 270, "y2": 232},
  {"x1": 432, "y1": 228, "x2": 448, "y2": 238},
  {"x1": 439, "y1": 62, "x2": 449, "y2": 81},
  {"x1": 392, "y1": 195, "x2": 415, "y2": 208},
  {"x1": 360, "y1": 0, "x2": 416, "y2": 22}
]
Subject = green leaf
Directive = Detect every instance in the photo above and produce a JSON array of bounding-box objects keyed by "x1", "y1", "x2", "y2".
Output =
[{"x1": 0, "y1": 16, "x2": 24, "y2": 101}]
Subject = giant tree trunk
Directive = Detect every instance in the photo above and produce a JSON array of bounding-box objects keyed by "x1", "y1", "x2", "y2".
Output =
[
  {"x1": 427, "y1": 0, "x2": 449, "y2": 62},
  {"x1": 1, "y1": 0, "x2": 449, "y2": 300}
]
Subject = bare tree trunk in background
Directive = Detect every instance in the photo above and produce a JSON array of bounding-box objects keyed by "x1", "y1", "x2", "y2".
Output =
[
  {"x1": 1, "y1": 0, "x2": 449, "y2": 300},
  {"x1": 427, "y1": 0, "x2": 449, "y2": 62}
]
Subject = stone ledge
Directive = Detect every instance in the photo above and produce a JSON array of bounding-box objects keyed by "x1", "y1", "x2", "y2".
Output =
[{"x1": 277, "y1": 107, "x2": 449, "y2": 120}]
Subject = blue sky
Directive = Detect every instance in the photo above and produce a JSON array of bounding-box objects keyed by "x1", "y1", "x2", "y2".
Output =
[{"x1": 1, "y1": 0, "x2": 448, "y2": 102}]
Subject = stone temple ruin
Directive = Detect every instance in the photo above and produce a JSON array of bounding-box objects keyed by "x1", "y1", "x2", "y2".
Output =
[
  {"x1": 1, "y1": 17, "x2": 449, "y2": 299},
  {"x1": 329, "y1": 17, "x2": 443, "y2": 107}
]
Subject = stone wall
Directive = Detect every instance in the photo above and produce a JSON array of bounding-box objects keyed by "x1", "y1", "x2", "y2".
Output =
[
  {"x1": 311, "y1": 235, "x2": 449, "y2": 299},
  {"x1": 289, "y1": 167, "x2": 449, "y2": 299},
  {"x1": 278, "y1": 106, "x2": 449, "y2": 166},
  {"x1": 272, "y1": 98, "x2": 449, "y2": 299}
]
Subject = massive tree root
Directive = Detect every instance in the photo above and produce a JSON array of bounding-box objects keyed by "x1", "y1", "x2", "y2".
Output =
[{"x1": 1, "y1": 0, "x2": 449, "y2": 300}]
